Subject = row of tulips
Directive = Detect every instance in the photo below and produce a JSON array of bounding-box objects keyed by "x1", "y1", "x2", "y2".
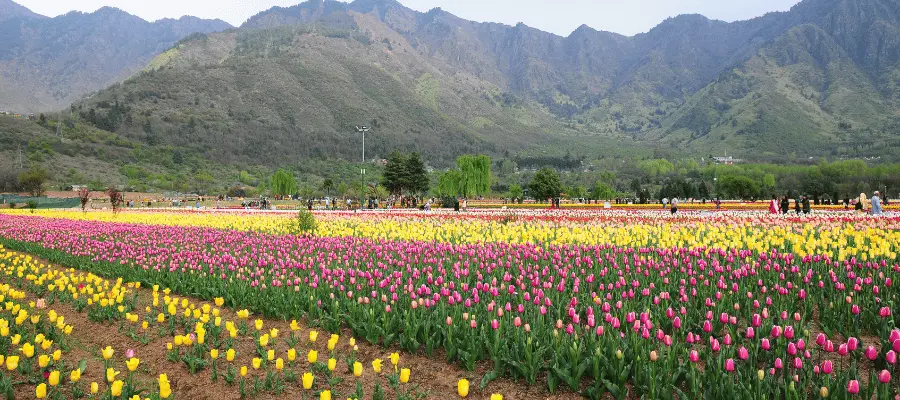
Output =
[
  {"x1": 0, "y1": 243, "x2": 508, "y2": 400},
  {"x1": 0, "y1": 248, "x2": 174, "y2": 400},
  {"x1": 0, "y1": 214, "x2": 897, "y2": 398},
  {"x1": 3, "y1": 210, "x2": 899, "y2": 261}
]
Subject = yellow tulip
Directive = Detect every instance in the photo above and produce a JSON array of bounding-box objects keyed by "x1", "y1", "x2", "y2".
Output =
[
  {"x1": 490, "y1": 395, "x2": 503, "y2": 400},
  {"x1": 226, "y1": 349, "x2": 235, "y2": 362},
  {"x1": 254, "y1": 319, "x2": 263, "y2": 331},
  {"x1": 287, "y1": 348, "x2": 296, "y2": 362},
  {"x1": 159, "y1": 374, "x2": 172, "y2": 399},
  {"x1": 240, "y1": 366, "x2": 248, "y2": 377},
  {"x1": 353, "y1": 361, "x2": 362, "y2": 377},
  {"x1": 106, "y1": 367, "x2": 120, "y2": 382},
  {"x1": 372, "y1": 358, "x2": 383, "y2": 373},
  {"x1": 267, "y1": 349, "x2": 275, "y2": 361},
  {"x1": 302, "y1": 372, "x2": 314, "y2": 389},
  {"x1": 458, "y1": 379, "x2": 469, "y2": 397},
  {"x1": 52, "y1": 349, "x2": 61, "y2": 362},
  {"x1": 126, "y1": 357, "x2": 140, "y2": 372},
  {"x1": 70, "y1": 368, "x2": 81, "y2": 382},
  {"x1": 320, "y1": 390, "x2": 331, "y2": 400},
  {"x1": 90, "y1": 382, "x2": 99, "y2": 394},
  {"x1": 269, "y1": 328, "x2": 279, "y2": 338},
  {"x1": 36, "y1": 383, "x2": 47, "y2": 398},
  {"x1": 389, "y1": 352, "x2": 400, "y2": 366},
  {"x1": 309, "y1": 330, "x2": 318, "y2": 343},
  {"x1": 214, "y1": 297, "x2": 224, "y2": 307},
  {"x1": 252, "y1": 358, "x2": 261, "y2": 370},
  {"x1": 111, "y1": 380, "x2": 124, "y2": 396},
  {"x1": 210, "y1": 349, "x2": 219, "y2": 359},
  {"x1": 101, "y1": 345, "x2": 114, "y2": 360},
  {"x1": 400, "y1": 368, "x2": 410, "y2": 383},
  {"x1": 307, "y1": 350, "x2": 318, "y2": 363},
  {"x1": 38, "y1": 354, "x2": 50, "y2": 368},
  {"x1": 275, "y1": 358, "x2": 284, "y2": 371},
  {"x1": 259, "y1": 334, "x2": 269, "y2": 347},
  {"x1": 48, "y1": 370, "x2": 60, "y2": 386},
  {"x1": 327, "y1": 358, "x2": 336, "y2": 371},
  {"x1": 20, "y1": 342, "x2": 34, "y2": 358}
]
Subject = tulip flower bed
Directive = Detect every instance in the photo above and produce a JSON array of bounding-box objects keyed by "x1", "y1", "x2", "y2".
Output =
[
  {"x1": 1, "y1": 245, "x2": 524, "y2": 400},
  {"x1": 0, "y1": 212, "x2": 898, "y2": 399},
  {"x1": 5, "y1": 210, "x2": 900, "y2": 261}
]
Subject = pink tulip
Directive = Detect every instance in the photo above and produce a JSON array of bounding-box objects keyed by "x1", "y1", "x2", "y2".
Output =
[
  {"x1": 865, "y1": 346, "x2": 878, "y2": 361},
  {"x1": 724, "y1": 359, "x2": 735, "y2": 372},
  {"x1": 878, "y1": 370, "x2": 890, "y2": 384},
  {"x1": 822, "y1": 360, "x2": 833, "y2": 375},
  {"x1": 846, "y1": 380, "x2": 859, "y2": 394},
  {"x1": 689, "y1": 350, "x2": 699, "y2": 363},
  {"x1": 774, "y1": 358, "x2": 783, "y2": 369}
]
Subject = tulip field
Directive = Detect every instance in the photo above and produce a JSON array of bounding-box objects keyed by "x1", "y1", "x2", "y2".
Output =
[{"x1": 0, "y1": 209, "x2": 898, "y2": 399}]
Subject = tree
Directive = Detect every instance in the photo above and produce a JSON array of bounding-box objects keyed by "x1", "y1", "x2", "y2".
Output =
[
  {"x1": 404, "y1": 153, "x2": 429, "y2": 194},
  {"x1": 106, "y1": 187, "x2": 124, "y2": 215},
  {"x1": 507, "y1": 184, "x2": 523, "y2": 200},
  {"x1": 269, "y1": 169, "x2": 297, "y2": 198},
  {"x1": 719, "y1": 175, "x2": 760, "y2": 200},
  {"x1": 18, "y1": 166, "x2": 49, "y2": 197},
  {"x1": 528, "y1": 168, "x2": 562, "y2": 202},
  {"x1": 591, "y1": 181, "x2": 616, "y2": 200},
  {"x1": 321, "y1": 178, "x2": 335, "y2": 196},
  {"x1": 77, "y1": 187, "x2": 90, "y2": 212},
  {"x1": 697, "y1": 182, "x2": 710, "y2": 200},
  {"x1": 382, "y1": 152, "x2": 411, "y2": 195},
  {"x1": 382, "y1": 152, "x2": 429, "y2": 196},
  {"x1": 569, "y1": 184, "x2": 588, "y2": 200}
]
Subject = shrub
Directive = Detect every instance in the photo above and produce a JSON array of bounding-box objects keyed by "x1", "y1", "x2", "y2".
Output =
[{"x1": 291, "y1": 210, "x2": 318, "y2": 235}]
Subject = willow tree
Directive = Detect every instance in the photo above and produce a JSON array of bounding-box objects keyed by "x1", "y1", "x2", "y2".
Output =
[
  {"x1": 270, "y1": 169, "x2": 297, "y2": 198},
  {"x1": 451, "y1": 154, "x2": 491, "y2": 197}
]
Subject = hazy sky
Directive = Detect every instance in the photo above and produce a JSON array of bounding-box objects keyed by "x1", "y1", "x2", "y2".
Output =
[{"x1": 15, "y1": 0, "x2": 803, "y2": 36}]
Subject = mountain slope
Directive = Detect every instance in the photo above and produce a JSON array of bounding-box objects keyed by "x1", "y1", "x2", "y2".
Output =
[
  {"x1": 0, "y1": 0, "x2": 41, "y2": 22},
  {"x1": 65, "y1": 0, "x2": 900, "y2": 167},
  {"x1": 0, "y1": 5, "x2": 231, "y2": 112},
  {"x1": 661, "y1": 24, "x2": 890, "y2": 158}
]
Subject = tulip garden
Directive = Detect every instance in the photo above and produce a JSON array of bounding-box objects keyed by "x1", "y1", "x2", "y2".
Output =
[{"x1": 0, "y1": 208, "x2": 898, "y2": 399}]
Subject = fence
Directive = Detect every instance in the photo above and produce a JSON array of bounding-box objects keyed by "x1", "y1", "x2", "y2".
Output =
[{"x1": 0, "y1": 195, "x2": 81, "y2": 209}]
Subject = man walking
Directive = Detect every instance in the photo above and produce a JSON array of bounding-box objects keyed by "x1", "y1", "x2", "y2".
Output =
[{"x1": 871, "y1": 191, "x2": 883, "y2": 216}]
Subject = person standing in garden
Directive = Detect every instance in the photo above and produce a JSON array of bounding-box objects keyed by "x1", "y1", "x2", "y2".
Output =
[
  {"x1": 794, "y1": 196, "x2": 802, "y2": 214},
  {"x1": 855, "y1": 193, "x2": 867, "y2": 214},
  {"x1": 871, "y1": 191, "x2": 883, "y2": 216},
  {"x1": 769, "y1": 195, "x2": 780, "y2": 214},
  {"x1": 802, "y1": 195, "x2": 811, "y2": 214},
  {"x1": 780, "y1": 196, "x2": 789, "y2": 215},
  {"x1": 670, "y1": 197, "x2": 679, "y2": 214}
]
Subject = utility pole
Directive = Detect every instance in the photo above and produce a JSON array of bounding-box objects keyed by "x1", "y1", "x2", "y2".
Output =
[{"x1": 356, "y1": 126, "x2": 370, "y2": 211}]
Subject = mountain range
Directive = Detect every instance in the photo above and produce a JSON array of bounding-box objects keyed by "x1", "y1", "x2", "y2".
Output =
[
  {"x1": 1, "y1": 0, "x2": 900, "y2": 191},
  {"x1": 0, "y1": 0, "x2": 231, "y2": 112}
]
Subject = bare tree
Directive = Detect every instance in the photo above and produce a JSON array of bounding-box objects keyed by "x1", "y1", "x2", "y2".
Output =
[
  {"x1": 77, "y1": 187, "x2": 90, "y2": 212},
  {"x1": 106, "y1": 187, "x2": 124, "y2": 215}
]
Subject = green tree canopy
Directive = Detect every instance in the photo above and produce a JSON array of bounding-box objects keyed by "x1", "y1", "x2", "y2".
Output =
[
  {"x1": 382, "y1": 151, "x2": 429, "y2": 195},
  {"x1": 591, "y1": 180, "x2": 616, "y2": 200},
  {"x1": 18, "y1": 165, "x2": 49, "y2": 197},
  {"x1": 529, "y1": 167, "x2": 562, "y2": 201},
  {"x1": 269, "y1": 169, "x2": 297, "y2": 197}
]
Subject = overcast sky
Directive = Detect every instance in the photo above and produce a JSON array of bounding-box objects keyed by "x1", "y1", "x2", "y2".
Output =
[{"x1": 15, "y1": 0, "x2": 803, "y2": 36}]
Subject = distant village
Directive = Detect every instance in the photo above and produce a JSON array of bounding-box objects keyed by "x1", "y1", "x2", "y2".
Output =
[{"x1": 0, "y1": 111, "x2": 37, "y2": 120}]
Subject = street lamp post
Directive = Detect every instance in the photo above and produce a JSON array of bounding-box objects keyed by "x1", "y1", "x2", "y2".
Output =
[{"x1": 356, "y1": 126, "x2": 370, "y2": 211}]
